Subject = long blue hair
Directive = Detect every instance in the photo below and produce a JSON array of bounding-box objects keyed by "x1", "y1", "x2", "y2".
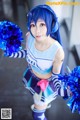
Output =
[{"x1": 27, "y1": 4, "x2": 62, "y2": 45}]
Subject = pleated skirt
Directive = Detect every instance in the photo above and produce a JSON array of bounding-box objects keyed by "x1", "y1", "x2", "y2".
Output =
[{"x1": 22, "y1": 67, "x2": 58, "y2": 103}]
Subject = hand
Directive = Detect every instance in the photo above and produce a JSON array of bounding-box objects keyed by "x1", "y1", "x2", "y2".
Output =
[
  {"x1": 26, "y1": 32, "x2": 30, "y2": 38},
  {"x1": 25, "y1": 32, "x2": 30, "y2": 49}
]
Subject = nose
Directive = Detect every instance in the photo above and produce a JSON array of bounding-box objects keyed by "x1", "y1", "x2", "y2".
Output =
[{"x1": 36, "y1": 26, "x2": 40, "y2": 34}]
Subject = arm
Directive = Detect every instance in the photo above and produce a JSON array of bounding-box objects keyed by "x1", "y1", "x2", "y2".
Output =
[
  {"x1": 7, "y1": 49, "x2": 27, "y2": 58},
  {"x1": 51, "y1": 47, "x2": 70, "y2": 98}
]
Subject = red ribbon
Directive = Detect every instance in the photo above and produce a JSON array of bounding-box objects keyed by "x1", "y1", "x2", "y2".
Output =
[{"x1": 37, "y1": 79, "x2": 49, "y2": 92}]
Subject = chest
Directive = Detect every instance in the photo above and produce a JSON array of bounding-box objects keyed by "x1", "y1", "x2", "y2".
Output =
[
  {"x1": 26, "y1": 35, "x2": 61, "y2": 71},
  {"x1": 26, "y1": 44, "x2": 56, "y2": 70}
]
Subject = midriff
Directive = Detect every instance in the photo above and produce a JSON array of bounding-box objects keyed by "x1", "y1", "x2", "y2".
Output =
[{"x1": 32, "y1": 69, "x2": 52, "y2": 79}]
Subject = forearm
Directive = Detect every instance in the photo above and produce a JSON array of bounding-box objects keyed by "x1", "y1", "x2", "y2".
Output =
[
  {"x1": 57, "y1": 84, "x2": 71, "y2": 99},
  {"x1": 50, "y1": 73, "x2": 70, "y2": 99},
  {"x1": 6, "y1": 49, "x2": 27, "y2": 58}
]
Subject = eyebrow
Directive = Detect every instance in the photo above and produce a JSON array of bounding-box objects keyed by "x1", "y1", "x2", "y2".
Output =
[
  {"x1": 30, "y1": 21, "x2": 45, "y2": 25},
  {"x1": 37, "y1": 20, "x2": 45, "y2": 23}
]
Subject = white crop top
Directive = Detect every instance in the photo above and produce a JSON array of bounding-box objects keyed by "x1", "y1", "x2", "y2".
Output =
[{"x1": 26, "y1": 34, "x2": 62, "y2": 74}]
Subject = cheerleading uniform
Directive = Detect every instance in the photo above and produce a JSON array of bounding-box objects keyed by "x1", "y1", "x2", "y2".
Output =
[{"x1": 8, "y1": 34, "x2": 70, "y2": 105}]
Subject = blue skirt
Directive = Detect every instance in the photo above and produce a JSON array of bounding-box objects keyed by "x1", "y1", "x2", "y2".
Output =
[{"x1": 22, "y1": 67, "x2": 58, "y2": 102}]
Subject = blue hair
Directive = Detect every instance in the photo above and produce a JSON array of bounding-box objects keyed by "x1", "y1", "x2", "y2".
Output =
[{"x1": 27, "y1": 5, "x2": 62, "y2": 45}]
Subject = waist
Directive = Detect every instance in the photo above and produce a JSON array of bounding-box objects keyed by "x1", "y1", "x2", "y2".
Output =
[
  {"x1": 32, "y1": 69, "x2": 52, "y2": 79},
  {"x1": 31, "y1": 65, "x2": 52, "y2": 74}
]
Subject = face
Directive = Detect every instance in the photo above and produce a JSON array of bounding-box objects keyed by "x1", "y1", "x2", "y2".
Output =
[{"x1": 30, "y1": 19, "x2": 47, "y2": 42}]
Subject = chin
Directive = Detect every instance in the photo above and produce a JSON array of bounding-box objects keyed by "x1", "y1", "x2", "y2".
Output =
[
  {"x1": 36, "y1": 37, "x2": 42, "y2": 41},
  {"x1": 35, "y1": 36, "x2": 46, "y2": 42}
]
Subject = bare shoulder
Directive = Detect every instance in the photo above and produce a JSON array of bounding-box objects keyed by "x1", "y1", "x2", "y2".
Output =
[
  {"x1": 49, "y1": 37, "x2": 64, "y2": 60},
  {"x1": 55, "y1": 46, "x2": 65, "y2": 62},
  {"x1": 52, "y1": 45, "x2": 65, "y2": 74}
]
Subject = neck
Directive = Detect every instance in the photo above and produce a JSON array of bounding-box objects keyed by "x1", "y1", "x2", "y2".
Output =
[{"x1": 34, "y1": 36, "x2": 53, "y2": 51}]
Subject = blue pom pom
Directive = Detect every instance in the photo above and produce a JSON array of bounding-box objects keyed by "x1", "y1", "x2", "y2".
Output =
[
  {"x1": 59, "y1": 66, "x2": 80, "y2": 114},
  {"x1": 0, "y1": 20, "x2": 23, "y2": 55}
]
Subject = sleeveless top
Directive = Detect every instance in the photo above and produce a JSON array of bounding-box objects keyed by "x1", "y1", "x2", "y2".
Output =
[{"x1": 26, "y1": 34, "x2": 62, "y2": 74}]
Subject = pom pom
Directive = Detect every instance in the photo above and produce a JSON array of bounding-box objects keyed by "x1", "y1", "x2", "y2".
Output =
[
  {"x1": 59, "y1": 66, "x2": 80, "y2": 114},
  {"x1": 0, "y1": 20, "x2": 23, "y2": 55}
]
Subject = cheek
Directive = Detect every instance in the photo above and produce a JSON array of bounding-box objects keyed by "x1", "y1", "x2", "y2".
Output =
[
  {"x1": 31, "y1": 28, "x2": 36, "y2": 34},
  {"x1": 42, "y1": 27, "x2": 47, "y2": 34}
]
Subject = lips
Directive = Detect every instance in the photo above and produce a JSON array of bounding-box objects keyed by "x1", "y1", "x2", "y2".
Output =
[{"x1": 36, "y1": 36, "x2": 41, "y2": 38}]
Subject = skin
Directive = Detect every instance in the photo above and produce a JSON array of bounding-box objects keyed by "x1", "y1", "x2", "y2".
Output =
[
  {"x1": 30, "y1": 19, "x2": 47, "y2": 42},
  {"x1": 26, "y1": 19, "x2": 65, "y2": 110}
]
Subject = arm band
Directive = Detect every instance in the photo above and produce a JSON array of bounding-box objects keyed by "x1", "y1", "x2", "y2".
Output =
[
  {"x1": 50, "y1": 73, "x2": 71, "y2": 99},
  {"x1": 8, "y1": 49, "x2": 27, "y2": 58}
]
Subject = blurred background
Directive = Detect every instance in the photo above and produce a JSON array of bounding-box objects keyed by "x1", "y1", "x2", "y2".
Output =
[{"x1": 0, "y1": 0, "x2": 80, "y2": 120}]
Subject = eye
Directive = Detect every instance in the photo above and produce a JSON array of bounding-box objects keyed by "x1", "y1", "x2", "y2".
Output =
[
  {"x1": 40, "y1": 23, "x2": 46, "y2": 27},
  {"x1": 30, "y1": 23, "x2": 35, "y2": 28}
]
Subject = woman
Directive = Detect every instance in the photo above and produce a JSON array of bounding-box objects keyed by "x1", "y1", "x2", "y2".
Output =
[{"x1": 8, "y1": 4, "x2": 71, "y2": 120}]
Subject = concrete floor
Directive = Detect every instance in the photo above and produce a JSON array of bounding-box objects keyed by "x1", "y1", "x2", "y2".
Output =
[{"x1": 0, "y1": 5, "x2": 80, "y2": 120}]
